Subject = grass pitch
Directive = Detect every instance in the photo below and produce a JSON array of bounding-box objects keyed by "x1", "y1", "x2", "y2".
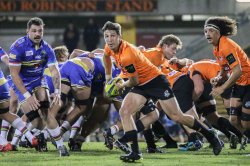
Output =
[{"x1": 0, "y1": 142, "x2": 250, "y2": 166}]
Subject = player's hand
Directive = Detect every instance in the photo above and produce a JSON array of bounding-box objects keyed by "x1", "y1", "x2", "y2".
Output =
[
  {"x1": 169, "y1": 57, "x2": 179, "y2": 64},
  {"x1": 50, "y1": 92, "x2": 61, "y2": 107},
  {"x1": 26, "y1": 95, "x2": 40, "y2": 111},
  {"x1": 115, "y1": 81, "x2": 124, "y2": 91},
  {"x1": 210, "y1": 86, "x2": 225, "y2": 97}
]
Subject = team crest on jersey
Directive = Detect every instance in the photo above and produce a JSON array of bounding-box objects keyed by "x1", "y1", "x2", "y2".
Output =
[
  {"x1": 9, "y1": 53, "x2": 16, "y2": 59},
  {"x1": 245, "y1": 101, "x2": 250, "y2": 108},
  {"x1": 164, "y1": 90, "x2": 170, "y2": 98},
  {"x1": 25, "y1": 50, "x2": 33, "y2": 56},
  {"x1": 41, "y1": 50, "x2": 46, "y2": 56},
  {"x1": 35, "y1": 55, "x2": 41, "y2": 59}
]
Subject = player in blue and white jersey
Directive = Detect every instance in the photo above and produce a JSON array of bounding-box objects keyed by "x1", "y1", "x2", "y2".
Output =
[
  {"x1": 8, "y1": 17, "x2": 69, "y2": 156},
  {"x1": 0, "y1": 47, "x2": 40, "y2": 151}
]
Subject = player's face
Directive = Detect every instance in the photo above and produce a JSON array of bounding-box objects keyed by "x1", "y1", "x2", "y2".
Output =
[
  {"x1": 204, "y1": 27, "x2": 220, "y2": 46},
  {"x1": 104, "y1": 30, "x2": 121, "y2": 52},
  {"x1": 27, "y1": 24, "x2": 44, "y2": 45},
  {"x1": 162, "y1": 43, "x2": 177, "y2": 60}
]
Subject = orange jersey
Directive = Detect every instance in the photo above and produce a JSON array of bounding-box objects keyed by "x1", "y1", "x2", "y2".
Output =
[
  {"x1": 142, "y1": 47, "x2": 165, "y2": 68},
  {"x1": 213, "y1": 36, "x2": 250, "y2": 85},
  {"x1": 161, "y1": 59, "x2": 186, "y2": 87},
  {"x1": 104, "y1": 40, "x2": 162, "y2": 85},
  {"x1": 118, "y1": 47, "x2": 164, "y2": 79},
  {"x1": 189, "y1": 60, "x2": 221, "y2": 81}
]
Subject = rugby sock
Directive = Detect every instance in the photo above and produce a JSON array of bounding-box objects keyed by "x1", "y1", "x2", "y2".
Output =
[
  {"x1": 11, "y1": 129, "x2": 22, "y2": 146},
  {"x1": 70, "y1": 116, "x2": 84, "y2": 139},
  {"x1": 1, "y1": 120, "x2": 10, "y2": 139},
  {"x1": 0, "y1": 135, "x2": 8, "y2": 145},
  {"x1": 47, "y1": 126, "x2": 64, "y2": 148},
  {"x1": 124, "y1": 130, "x2": 139, "y2": 153},
  {"x1": 152, "y1": 120, "x2": 177, "y2": 144},
  {"x1": 60, "y1": 121, "x2": 71, "y2": 135},
  {"x1": 136, "y1": 120, "x2": 145, "y2": 132},
  {"x1": 143, "y1": 129, "x2": 156, "y2": 149},
  {"x1": 110, "y1": 125, "x2": 119, "y2": 135},
  {"x1": 188, "y1": 132, "x2": 202, "y2": 142},
  {"x1": 192, "y1": 119, "x2": 214, "y2": 140},
  {"x1": 11, "y1": 118, "x2": 35, "y2": 143},
  {"x1": 203, "y1": 119, "x2": 213, "y2": 129},
  {"x1": 217, "y1": 117, "x2": 243, "y2": 139}
]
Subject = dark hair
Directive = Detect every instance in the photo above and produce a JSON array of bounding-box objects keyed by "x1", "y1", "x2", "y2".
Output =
[
  {"x1": 157, "y1": 34, "x2": 182, "y2": 49},
  {"x1": 27, "y1": 17, "x2": 44, "y2": 29},
  {"x1": 205, "y1": 16, "x2": 237, "y2": 36},
  {"x1": 102, "y1": 21, "x2": 121, "y2": 36}
]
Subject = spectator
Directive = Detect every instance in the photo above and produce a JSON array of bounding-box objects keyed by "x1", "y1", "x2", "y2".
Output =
[
  {"x1": 83, "y1": 18, "x2": 100, "y2": 51},
  {"x1": 63, "y1": 22, "x2": 79, "y2": 53}
]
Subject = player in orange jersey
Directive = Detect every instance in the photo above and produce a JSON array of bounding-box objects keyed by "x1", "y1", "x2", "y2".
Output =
[
  {"x1": 102, "y1": 21, "x2": 222, "y2": 162},
  {"x1": 204, "y1": 16, "x2": 250, "y2": 147},
  {"x1": 189, "y1": 59, "x2": 243, "y2": 149}
]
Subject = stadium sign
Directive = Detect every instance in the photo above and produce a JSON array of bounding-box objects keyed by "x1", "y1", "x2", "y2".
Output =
[{"x1": 0, "y1": 0, "x2": 157, "y2": 14}]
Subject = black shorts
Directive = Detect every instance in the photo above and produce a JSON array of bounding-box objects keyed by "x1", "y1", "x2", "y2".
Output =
[
  {"x1": 232, "y1": 84, "x2": 250, "y2": 109},
  {"x1": 221, "y1": 86, "x2": 232, "y2": 99},
  {"x1": 131, "y1": 75, "x2": 174, "y2": 101},
  {"x1": 172, "y1": 75, "x2": 194, "y2": 113},
  {"x1": 196, "y1": 82, "x2": 214, "y2": 104}
]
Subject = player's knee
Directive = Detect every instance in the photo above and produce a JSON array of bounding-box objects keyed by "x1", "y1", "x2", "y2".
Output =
[
  {"x1": 140, "y1": 100, "x2": 157, "y2": 115},
  {"x1": 148, "y1": 110, "x2": 159, "y2": 122},
  {"x1": 39, "y1": 101, "x2": 50, "y2": 110},
  {"x1": 26, "y1": 110, "x2": 40, "y2": 122}
]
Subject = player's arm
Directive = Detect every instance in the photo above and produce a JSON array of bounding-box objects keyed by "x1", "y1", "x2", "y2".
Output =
[
  {"x1": 9, "y1": 65, "x2": 27, "y2": 95},
  {"x1": 49, "y1": 64, "x2": 61, "y2": 92},
  {"x1": 1, "y1": 53, "x2": 9, "y2": 66},
  {"x1": 220, "y1": 64, "x2": 241, "y2": 90},
  {"x1": 9, "y1": 65, "x2": 40, "y2": 109},
  {"x1": 169, "y1": 57, "x2": 194, "y2": 66},
  {"x1": 70, "y1": 49, "x2": 89, "y2": 59},
  {"x1": 48, "y1": 64, "x2": 61, "y2": 105},
  {"x1": 191, "y1": 73, "x2": 204, "y2": 101},
  {"x1": 103, "y1": 52, "x2": 112, "y2": 82}
]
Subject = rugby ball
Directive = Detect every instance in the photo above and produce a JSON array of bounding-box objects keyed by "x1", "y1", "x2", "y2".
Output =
[{"x1": 105, "y1": 77, "x2": 124, "y2": 97}]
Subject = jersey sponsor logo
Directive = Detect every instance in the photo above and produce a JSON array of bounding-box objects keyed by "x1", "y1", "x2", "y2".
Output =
[
  {"x1": 125, "y1": 64, "x2": 135, "y2": 73},
  {"x1": 226, "y1": 53, "x2": 236, "y2": 65},
  {"x1": 168, "y1": 70, "x2": 178, "y2": 76},
  {"x1": 9, "y1": 53, "x2": 16, "y2": 59},
  {"x1": 25, "y1": 50, "x2": 33, "y2": 56}
]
